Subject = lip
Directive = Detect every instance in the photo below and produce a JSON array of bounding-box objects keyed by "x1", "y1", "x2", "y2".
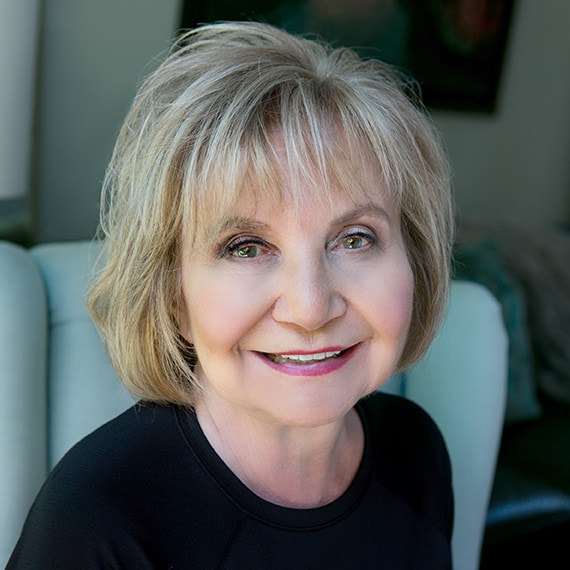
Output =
[{"x1": 254, "y1": 344, "x2": 360, "y2": 377}]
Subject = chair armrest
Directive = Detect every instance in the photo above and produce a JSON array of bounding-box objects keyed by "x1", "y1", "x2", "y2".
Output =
[
  {"x1": 406, "y1": 281, "x2": 508, "y2": 570},
  {"x1": 0, "y1": 241, "x2": 47, "y2": 567}
]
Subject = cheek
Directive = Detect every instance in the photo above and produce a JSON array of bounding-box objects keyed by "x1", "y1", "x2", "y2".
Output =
[
  {"x1": 180, "y1": 267, "x2": 268, "y2": 352},
  {"x1": 370, "y1": 259, "x2": 415, "y2": 339},
  {"x1": 396, "y1": 275, "x2": 415, "y2": 343},
  {"x1": 181, "y1": 285, "x2": 229, "y2": 348},
  {"x1": 396, "y1": 263, "x2": 415, "y2": 319}
]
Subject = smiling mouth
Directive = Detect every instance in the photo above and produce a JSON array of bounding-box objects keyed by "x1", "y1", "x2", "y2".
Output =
[{"x1": 264, "y1": 350, "x2": 344, "y2": 365}]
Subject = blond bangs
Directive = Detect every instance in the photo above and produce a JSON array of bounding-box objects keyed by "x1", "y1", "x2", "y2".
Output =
[{"x1": 182, "y1": 90, "x2": 400, "y2": 251}]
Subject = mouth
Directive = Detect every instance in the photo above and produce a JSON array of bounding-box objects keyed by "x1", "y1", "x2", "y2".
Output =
[
  {"x1": 264, "y1": 349, "x2": 345, "y2": 365},
  {"x1": 254, "y1": 345, "x2": 358, "y2": 377}
]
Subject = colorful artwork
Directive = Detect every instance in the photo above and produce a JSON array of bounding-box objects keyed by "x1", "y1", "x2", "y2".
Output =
[{"x1": 182, "y1": 0, "x2": 517, "y2": 112}]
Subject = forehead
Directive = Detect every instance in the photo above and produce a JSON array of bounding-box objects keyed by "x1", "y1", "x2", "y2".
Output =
[
  {"x1": 215, "y1": 199, "x2": 396, "y2": 248},
  {"x1": 186, "y1": 125, "x2": 398, "y2": 246},
  {"x1": 270, "y1": 127, "x2": 386, "y2": 195}
]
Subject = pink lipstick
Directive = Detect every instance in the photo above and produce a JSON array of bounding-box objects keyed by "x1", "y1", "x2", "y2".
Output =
[{"x1": 256, "y1": 345, "x2": 358, "y2": 377}]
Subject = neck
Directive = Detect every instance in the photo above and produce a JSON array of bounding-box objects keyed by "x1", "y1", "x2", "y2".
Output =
[{"x1": 195, "y1": 397, "x2": 364, "y2": 508}]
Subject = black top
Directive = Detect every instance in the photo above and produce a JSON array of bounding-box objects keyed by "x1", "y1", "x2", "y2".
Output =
[{"x1": 8, "y1": 392, "x2": 453, "y2": 569}]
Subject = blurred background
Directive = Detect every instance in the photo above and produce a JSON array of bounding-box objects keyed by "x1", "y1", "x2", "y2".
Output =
[{"x1": 0, "y1": 0, "x2": 569, "y2": 244}]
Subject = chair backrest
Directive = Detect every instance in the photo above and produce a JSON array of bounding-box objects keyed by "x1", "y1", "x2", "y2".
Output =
[
  {"x1": 30, "y1": 242, "x2": 133, "y2": 468},
  {"x1": 405, "y1": 281, "x2": 508, "y2": 570},
  {"x1": 0, "y1": 239, "x2": 508, "y2": 570}
]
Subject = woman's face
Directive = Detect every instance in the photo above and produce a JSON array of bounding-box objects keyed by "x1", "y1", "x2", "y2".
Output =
[{"x1": 179, "y1": 159, "x2": 414, "y2": 428}]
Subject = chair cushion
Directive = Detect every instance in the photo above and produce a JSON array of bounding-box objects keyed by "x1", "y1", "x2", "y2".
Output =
[{"x1": 31, "y1": 241, "x2": 133, "y2": 467}]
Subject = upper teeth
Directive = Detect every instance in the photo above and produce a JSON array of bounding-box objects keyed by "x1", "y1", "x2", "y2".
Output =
[{"x1": 270, "y1": 350, "x2": 341, "y2": 364}]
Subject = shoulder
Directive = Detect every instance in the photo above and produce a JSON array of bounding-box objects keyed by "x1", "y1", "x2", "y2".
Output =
[
  {"x1": 9, "y1": 403, "x2": 251, "y2": 568},
  {"x1": 35, "y1": 402, "x2": 182, "y2": 503},
  {"x1": 8, "y1": 404, "x2": 196, "y2": 567},
  {"x1": 359, "y1": 391, "x2": 450, "y2": 476},
  {"x1": 49, "y1": 403, "x2": 184, "y2": 486},
  {"x1": 359, "y1": 390, "x2": 446, "y2": 447},
  {"x1": 42, "y1": 403, "x2": 204, "y2": 514},
  {"x1": 359, "y1": 391, "x2": 453, "y2": 538}
]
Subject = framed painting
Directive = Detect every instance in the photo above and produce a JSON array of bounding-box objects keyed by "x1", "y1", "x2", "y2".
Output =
[{"x1": 181, "y1": 0, "x2": 517, "y2": 113}]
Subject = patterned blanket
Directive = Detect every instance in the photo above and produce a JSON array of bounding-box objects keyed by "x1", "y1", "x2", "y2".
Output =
[{"x1": 455, "y1": 218, "x2": 570, "y2": 418}]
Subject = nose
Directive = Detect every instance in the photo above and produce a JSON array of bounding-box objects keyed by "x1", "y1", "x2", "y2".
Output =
[{"x1": 271, "y1": 255, "x2": 347, "y2": 332}]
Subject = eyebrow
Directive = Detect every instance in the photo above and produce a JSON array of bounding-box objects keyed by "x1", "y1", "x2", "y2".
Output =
[
  {"x1": 216, "y1": 216, "x2": 270, "y2": 235},
  {"x1": 332, "y1": 203, "x2": 393, "y2": 227},
  {"x1": 214, "y1": 203, "x2": 393, "y2": 237}
]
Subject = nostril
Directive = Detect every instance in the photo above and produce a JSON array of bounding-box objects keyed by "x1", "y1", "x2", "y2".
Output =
[
  {"x1": 272, "y1": 290, "x2": 347, "y2": 331},
  {"x1": 270, "y1": 257, "x2": 348, "y2": 331}
]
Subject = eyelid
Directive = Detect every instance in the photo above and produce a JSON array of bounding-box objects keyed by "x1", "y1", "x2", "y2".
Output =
[
  {"x1": 340, "y1": 225, "x2": 376, "y2": 237},
  {"x1": 330, "y1": 225, "x2": 382, "y2": 252},
  {"x1": 218, "y1": 235, "x2": 270, "y2": 259},
  {"x1": 338, "y1": 225, "x2": 378, "y2": 242}
]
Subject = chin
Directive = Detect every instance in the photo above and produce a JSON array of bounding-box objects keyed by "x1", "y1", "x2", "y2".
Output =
[{"x1": 263, "y1": 396, "x2": 360, "y2": 429}]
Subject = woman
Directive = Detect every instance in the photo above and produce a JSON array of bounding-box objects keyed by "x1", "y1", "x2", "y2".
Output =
[{"x1": 9, "y1": 21, "x2": 454, "y2": 568}]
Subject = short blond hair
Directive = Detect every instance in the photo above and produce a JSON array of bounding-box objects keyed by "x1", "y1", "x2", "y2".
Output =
[{"x1": 88, "y1": 21, "x2": 454, "y2": 405}]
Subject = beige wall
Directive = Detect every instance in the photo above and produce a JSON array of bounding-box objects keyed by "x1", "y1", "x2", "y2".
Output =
[
  {"x1": 34, "y1": 0, "x2": 182, "y2": 242},
  {"x1": 34, "y1": 0, "x2": 570, "y2": 241},
  {"x1": 0, "y1": 0, "x2": 40, "y2": 201},
  {"x1": 433, "y1": 0, "x2": 570, "y2": 225}
]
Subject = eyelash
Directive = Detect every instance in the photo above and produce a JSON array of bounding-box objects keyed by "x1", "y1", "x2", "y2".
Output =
[{"x1": 219, "y1": 236, "x2": 270, "y2": 259}]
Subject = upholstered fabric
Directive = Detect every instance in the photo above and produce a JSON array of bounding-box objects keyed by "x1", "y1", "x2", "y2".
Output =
[
  {"x1": 0, "y1": 240, "x2": 507, "y2": 570},
  {"x1": 406, "y1": 280, "x2": 508, "y2": 569},
  {"x1": 454, "y1": 238, "x2": 541, "y2": 423},
  {"x1": 30, "y1": 242, "x2": 133, "y2": 467},
  {"x1": 458, "y1": 220, "x2": 570, "y2": 409},
  {"x1": 0, "y1": 242, "x2": 47, "y2": 563}
]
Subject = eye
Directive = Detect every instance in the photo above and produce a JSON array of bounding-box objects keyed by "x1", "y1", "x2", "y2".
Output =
[
  {"x1": 337, "y1": 229, "x2": 377, "y2": 251},
  {"x1": 342, "y1": 234, "x2": 367, "y2": 250},
  {"x1": 222, "y1": 237, "x2": 270, "y2": 260},
  {"x1": 232, "y1": 244, "x2": 261, "y2": 258}
]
